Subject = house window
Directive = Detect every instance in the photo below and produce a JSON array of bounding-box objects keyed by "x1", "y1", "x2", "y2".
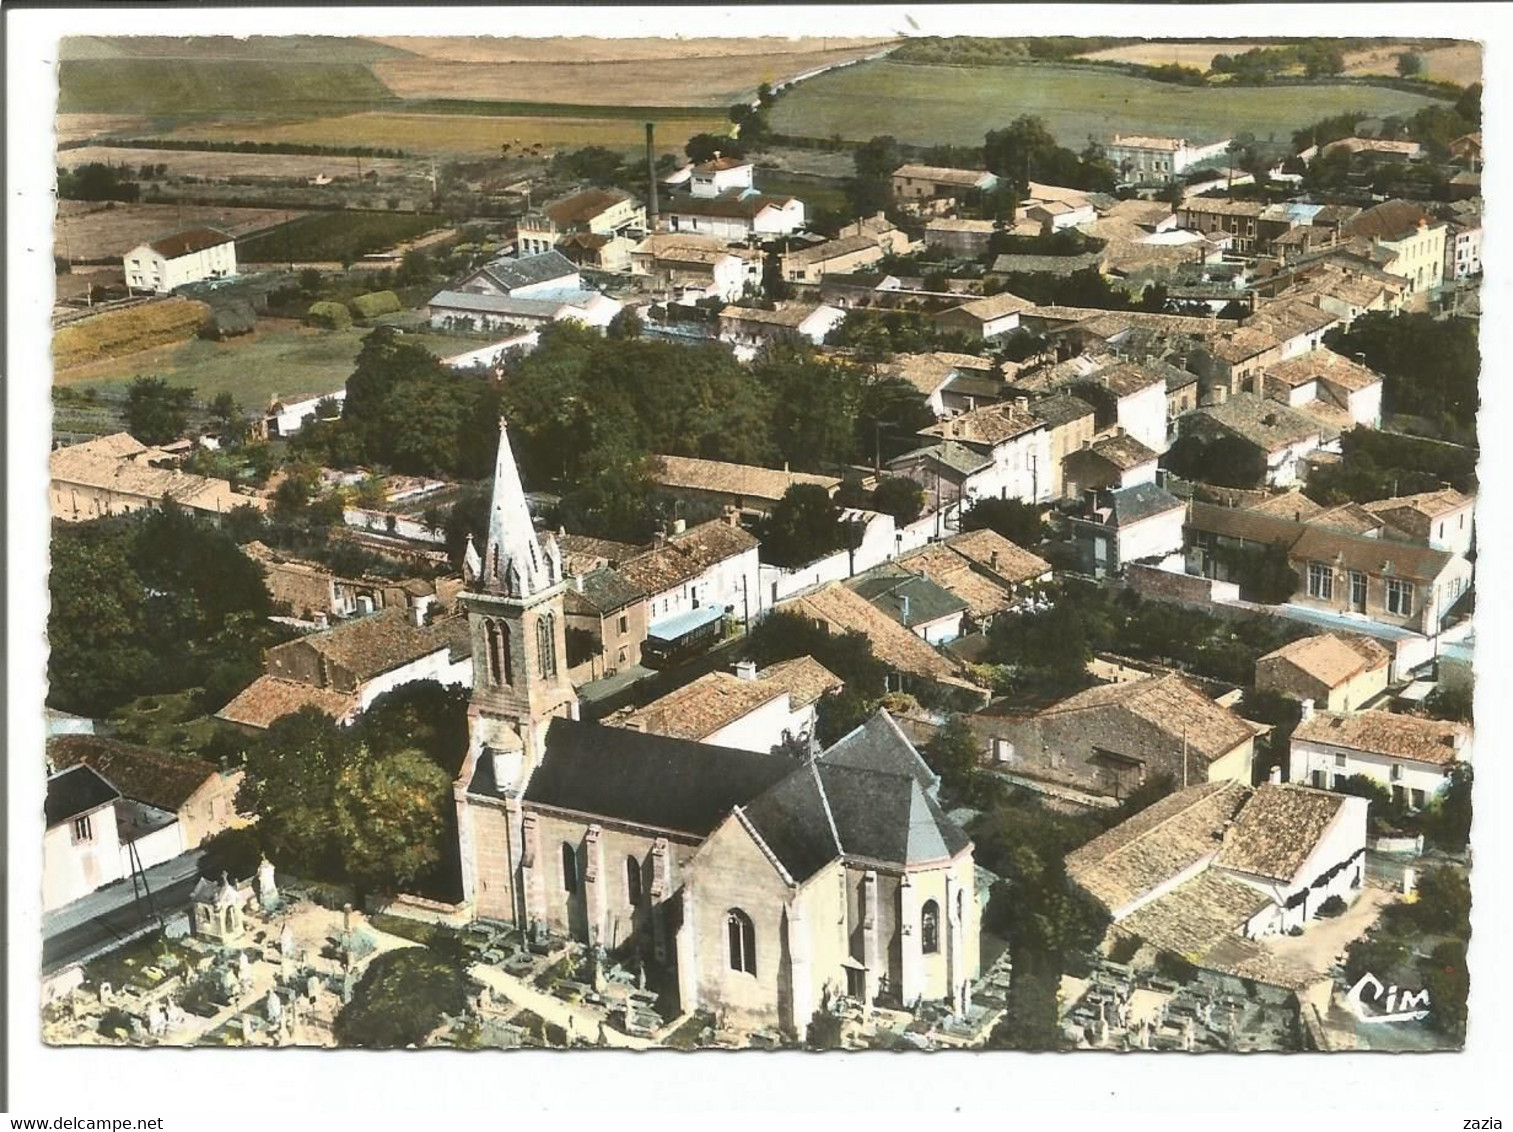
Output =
[
  {"x1": 726, "y1": 909, "x2": 756, "y2": 975},
  {"x1": 1392, "y1": 784, "x2": 1407, "y2": 806},
  {"x1": 921, "y1": 900, "x2": 940, "y2": 954},
  {"x1": 1334, "y1": 753, "x2": 1347, "y2": 768},
  {"x1": 625, "y1": 856, "x2": 642, "y2": 906},
  {"x1": 1386, "y1": 579, "x2": 1414, "y2": 617},
  {"x1": 1411, "y1": 788, "x2": 1427, "y2": 810},
  {"x1": 72, "y1": 815, "x2": 93, "y2": 842},
  {"x1": 618, "y1": 614, "x2": 629, "y2": 635},
  {"x1": 561, "y1": 843, "x2": 578, "y2": 894},
  {"x1": 1307, "y1": 562, "x2": 1334, "y2": 601}
]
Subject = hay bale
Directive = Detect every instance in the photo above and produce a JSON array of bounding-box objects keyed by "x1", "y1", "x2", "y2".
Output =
[
  {"x1": 306, "y1": 301, "x2": 353, "y2": 330},
  {"x1": 52, "y1": 298, "x2": 212, "y2": 370},
  {"x1": 350, "y1": 290, "x2": 402, "y2": 320},
  {"x1": 200, "y1": 299, "x2": 258, "y2": 340}
]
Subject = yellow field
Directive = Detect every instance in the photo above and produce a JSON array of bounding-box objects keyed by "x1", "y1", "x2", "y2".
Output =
[
  {"x1": 53, "y1": 298, "x2": 211, "y2": 370},
  {"x1": 1343, "y1": 42, "x2": 1482, "y2": 85},
  {"x1": 56, "y1": 113, "x2": 151, "y2": 144},
  {"x1": 371, "y1": 35, "x2": 892, "y2": 64},
  {"x1": 369, "y1": 39, "x2": 895, "y2": 106},
  {"x1": 1078, "y1": 41, "x2": 1273, "y2": 68},
  {"x1": 167, "y1": 111, "x2": 724, "y2": 158}
]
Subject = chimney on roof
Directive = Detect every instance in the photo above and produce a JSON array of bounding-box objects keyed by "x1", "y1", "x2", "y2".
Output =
[
  {"x1": 1450, "y1": 730, "x2": 1468, "y2": 751},
  {"x1": 646, "y1": 122, "x2": 659, "y2": 232},
  {"x1": 1220, "y1": 819, "x2": 1236, "y2": 849},
  {"x1": 734, "y1": 659, "x2": 758, "y2": 681},
  {"x1": 1014, "y1": 396, "x2": 1030, "y2": 413},
  {"x1": 1268, "y1": 764, "x2": 1282, "y2": 785},
  {"x1": 672, "y1": 517, "x2": 687, "y2": 535},
  {"x1": 990, "y1": 549, "x2": 1000, "y2": 569},
  {"x1": 574, "y1": 573, "x2": 585, "y2": 593},
  {"x1": 1299, "y1": 698, "x2": 1315, "y2": 722}
]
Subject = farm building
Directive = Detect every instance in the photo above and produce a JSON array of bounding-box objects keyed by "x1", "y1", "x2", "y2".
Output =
[{"x1": 124, "y1": 227, "x2": 237, "y2": 294}]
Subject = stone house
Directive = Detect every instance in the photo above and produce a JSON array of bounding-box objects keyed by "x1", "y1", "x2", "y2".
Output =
[
  {"x1": 562, "y1": 567, "x2": 648, "y2": 684},
  {"x1": 1062, "y1": 430, "x2": 1160, "y2": 498},
  {"x1": 1361, "y1": 489, "x2": 1475, "y2": 556},
  {"x1": 891, "y1": 163, "x2": 998, "y2": 201},
  {"x1": 892, "y1": 528, "x2": 1051, "y2": 630},
  {"x1": 1180, "y1": 395, "x2": 1328, "y2": 488},
  {"x1": 648, "y1": 455, "x2": 840, "y2": 522},
  {"x1": 918, "y1": 399, "x2": 1053, "y2": 506},
  {"x1": 932, "y1": 291, "x2": 1035, "y2": 341},
  {"x1": 1261, "y1": 348, "x2": 1383, "y2": 431},
  {"x1": 970, "y1": 673, "x2": 1262, "y2": 805},
  {"x1": 50, "y1": 432, "x2": 265, "y2": 525},
  {"x1": 1254, "y1": 632, "x2": 1392, "y2": 714}
]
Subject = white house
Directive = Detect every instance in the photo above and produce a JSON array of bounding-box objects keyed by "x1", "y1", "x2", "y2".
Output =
[
  {"x1": 617, "y1": 519, "x2": 763, "y2": 638},
  {"x1": 1290, "y1": 707, "x2": 1470, "y2": 811},
  {"x1": 1067, "y1": 481, "x2": 1185, "y2": 577},
  {"x1": 631, "y1": 234, "x2": 763, "y2": 302},
  {"x1": 44, "y1": 765, "x2": 124, "y2": 912},
  {"x1": 1105, "y1": 135, "x2": 1231, "y2": 186},
  {"x1": 688, "y1": 155, "x2": 756, "y2": 198},
  {"x1": 718, "y1": 303, "x2": 845, "y2": 351},
  {"x1": 919, "y1": 399, "x2": 1053, "y2": 506},
  {"x1": 124, "y1": 228, "x2": 236, "y2": 294},
  {"x1": 1262, "y1": 349, "x2": 1384, "y2": 430},
  {"x1": 427, "y1": 288, "x2": 622, "y2": 332},
  {"x1": 1445, "y1": 217, "x2": 1482, "y2": 281},
  {"x1": 662, "y1": 193, "x2": 805, "y2": 241},
  {"x1": 1362, "y1": 489, "x2": 1476, "y2": 556},
  {"x1": 933, "y1": 292, "x2": 1036, "y2": 342},
  {"x1": 265, "y1": 389, "x2": 345, "y2": 438}
]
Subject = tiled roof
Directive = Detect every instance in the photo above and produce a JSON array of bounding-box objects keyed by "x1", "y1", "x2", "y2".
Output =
[
  {"x1": 514, "y1": 717, "x2": 795, "y2": 836},
  {"x1": 1257, "y1": 632, "x2": 1390, "y2": 689},
  {"x1": 617, "y1": 520, "x2": 758, "y2": 595},
  {"x1": 1111, "y1": 135, "x2": 1187, "y2": 152},
  {"x1": 273, "y1": 608, "x2": 471, "y2": 682},
  {"x1": 1310, "y1": 502, "x2": 1387, "y2": 537},
  {"x1": 215, "y1": 676, "x2": 358, "y2": 730},
  {"x1": 556, "y1": 533, "x2": 647, "y2": 573},
  {"x1": 46, "y1": 764, "x2": 121, "y2": 827},
  {"x1": 1244, "y1": 297, "x2": 1340, "y2": 342},
  {"x1": 50, "y1": 437, "x2": 267, "y2": 517},
  {"x1": 1246, "y1": 491, "x2": 1323, "y2": 521},
  {"x1": 694, "y1": 155, "x2": 752, "y2": 173},
  {"x1": 651, "y1": 454, "x2": 839, "y2": 504},
  {"x1": 880, "y1": 353, "x2": 960, "y2": 397},
  {"x1": 543, "y1": 188, "x2": 634, "y2": 228},
  {"x1": 1067, "y1": 781, "x2": 1248, "y2": 911},
  {"x1": 927, "y1": 218, "x2": 998, "y2": 234},
  {"x1": 1216, "y1": 784, "x2": 1348, "y2": 883},
  {"x1": 1210, "y1": 325, "x2": 1281, "y2": 365},
  {"x1": 1180, "y1": 198, "x2": 1267, "y2": 218},
  {"x1": 1030, "y1": 391, "x2": 1097, "y2": 430},
  {"x1": 146, "y1": 227, "x2": 233, "y2": 259},
  {"x1": 922, "y1": 401, "x2": 1044, "y2": 446},
  {"x1": 634, "y1": 233, "x2": 759, "y2": 266},
  {"x1": 1264, "y1": 348, "x2": 1381, "y2": 393},
  {"x1": 1191, "y1": 394, "x2": 1321, "y2": 451},
  {"x1": 1288, "y1": 524, "x2": 1456, "y2": 585},
  {"x1": 1043, "y1": 673, "x2": 1262, "y2": 764},
  {"x1": 47, "y1": 736, "x2": 222, "y2": 812},
  {"x1": 1115, "y1": 869, "x2": 1272, "y2": 956},
  {"x1": 1186, "y1": 499, "x2": 1303, "y2": 546},
  {"x1": 719, "y1": 303, "x2": 829, "y2": 329},
  {"x1": 888, "y1": 441, "x2": 992, "y2": 478},
  {"x1": 1293, "y1": 710, "x2": 1470, "y2": 767},
  {"x1": 1361, "y1": 488, "x2": 1473, "y2": 532},
  {"x1": 1087, "y1": 432, "x2": 1158, "y2": 471},
  {"x1": 428, "y1": 290, "x2": 598, "y2": 319},
  {"x1": 563, "y1": 567, "x2": 645, "y2": 616},
  {"x1": 940, "y1": 291, "x2": 1035, "y2": 323},
  {"x1": 1345, "y1": 199, "x2": 1441, "y2": 242},
  {"x1": 780, "y1": 583, "x2": 962, "y2": 682},
  {"x1": 782, "y1": 234, "x2": 883, "y2": 267},
  {"x1": 667, "y1": 192, "x2": 793, "y2": 221},
  {"x1": 611, "y1": 670, "x2": 785, "y2": 742},
  {"x1": 758, "y1": 655, "x2": 843, "y2": 709},
  {"x1": 894, "y1": 531, "x2": 1049, "y2": 619},
  {"x1": 991, "y1": 252, "x2": 1103, "y2": 276},
  {"x1": 893, "y1": 163, "x2": 994, "y2": 187},
  {"x1": 941, "y1": 528, "x2": 1051, "y2": 583}
]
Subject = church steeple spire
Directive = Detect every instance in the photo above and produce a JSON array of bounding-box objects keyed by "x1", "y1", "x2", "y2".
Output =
[{"x1": 480, "y1": 419, "x2": 562, "y2": 599}]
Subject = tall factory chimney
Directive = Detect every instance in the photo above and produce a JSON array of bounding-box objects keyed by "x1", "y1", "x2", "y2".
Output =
[{"x1": 646, "y1": 122, "x2": 659, "y2": 232}]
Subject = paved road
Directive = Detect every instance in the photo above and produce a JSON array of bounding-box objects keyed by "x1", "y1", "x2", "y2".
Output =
[{"x1": 42, "y1": 851, "x2": 204, "y2": 973}]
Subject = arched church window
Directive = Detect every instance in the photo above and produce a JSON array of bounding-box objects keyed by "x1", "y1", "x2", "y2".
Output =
[
  {"x1": 726, "y1": 909, "x2": 756, "y2": 975},
  {"x1": 486, "y1": 620, "x2": 512, "y2": 686},
  {"x1": 561, "y1": 843, "x2": 578, "y2": 894},
  {"x1": 626, "y1": 856, "x2": 643, "y2": 906},
  {"x1": 921, "y1": 900, "x2": 940, "y2": 955},
  {"x1": 537, "y1": 614, "x2": 557, "y2": 678}
]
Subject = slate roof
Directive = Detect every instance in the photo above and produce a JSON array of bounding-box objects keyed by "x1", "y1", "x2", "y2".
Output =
[
  {"x1": 757, "y1": 656, "x2": 843, "y2": 708},
  {"x1": 477, "y1": 250, "x2": 578, "y2": 293},
  {"x1": 1293, "y1": 710, "x2": 1470, "y2": 767},
  {"x1": 1107, "y1": 482, "x2": 1183, "y2": 526},
  {"x1": 1215, "y1": 784, "x2": 1348, "y2": 883},
  {"x1": 428, "y1": 290, "x2": 598, "y2": 319},
  {"x1": 820, "y1": 710, "x2": 940, "y2": 795},
  {"x1": 145, "y1": 227, "x2": 233, "y2": 259},
  {"x1": 47, "y1": 736, "x2": 221, "y2": 813},
  {"x1": 1256, "y1": 632, "x2": 1391, "y2": 688},
  {"x1": 45, "y1": 764, "x2": 121, "y2": 827},
  {"x1": 1067, "y1": 781, "x2": 1248, "y2": 911},
  {"x1": 617, "y1": 520, "x2": 758, "y2": 595},
  {"x1": 894, "y1": 539, "x2": 1043, "y2": 619},
  {"x1": 651, "y1": 454, "x2": 839, "y2": 504},
  {"x1": 563, "y1": 567, "x2": 645, "y2": 616},
  {"x1": 513, "y1": 717, "x2": 795, "y2": 836},
  {"x1": 215, "y1": 675, "x2": 359, "y2": 730},
  {"x1": 848, "y1": 568, "x2": 969, "y2": 629}
]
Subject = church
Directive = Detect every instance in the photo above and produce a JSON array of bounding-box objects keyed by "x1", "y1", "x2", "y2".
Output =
[{"x1": 453, "y1": 424, "x2": 982, "y2": 1037}]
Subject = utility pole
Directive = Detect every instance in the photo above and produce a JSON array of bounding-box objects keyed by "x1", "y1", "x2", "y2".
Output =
[{"x1": 1182, "y1": 726, "x2": 1189, "y2": 789}]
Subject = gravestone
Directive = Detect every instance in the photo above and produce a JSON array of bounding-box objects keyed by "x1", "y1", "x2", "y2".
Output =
[
  {"x1": 280, "y1": 922, "x2": 296, "y2": 958},
  {"x1": 258, "y1": 857, "x2": 278, "y2": 910},
  {"x1": 146, "y1": 1004, "x2": 167, "y2": 1038},
  {"x1": 266, "y1": 989, "x2": 283, "y2": 1025},
  {"x1": 241, "y1": 1015, "x2": 254, "y2": 1043},
  {"x1": 97, "y1": 982, "x2": 112, "y2": 1003}
]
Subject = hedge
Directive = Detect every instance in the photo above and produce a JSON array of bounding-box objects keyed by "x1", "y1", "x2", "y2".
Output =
[
  {"x1": 306, "y1": 301, "x2": 353, "y2": 330},
  {"x1": 350, "y1": 290, "x2": 402, "y2": 320}
]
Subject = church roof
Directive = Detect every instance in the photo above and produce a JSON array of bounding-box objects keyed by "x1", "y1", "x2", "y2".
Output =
[
  {"x1": 509, "y1": 717, "x2": 795, "y2": 836},
  {"x1": 820, "y1": 710, "x2": 940, "y2": 795}
]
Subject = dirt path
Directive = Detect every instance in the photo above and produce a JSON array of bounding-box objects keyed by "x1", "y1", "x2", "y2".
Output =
[{"x1": 469, "y1": 963, "x2": 682, "y2": 1050}]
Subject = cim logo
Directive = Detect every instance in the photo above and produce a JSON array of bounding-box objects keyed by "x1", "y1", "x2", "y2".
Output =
[{"x1": 1346, "y1": 971, "x2": 1431, "y2": 1024}]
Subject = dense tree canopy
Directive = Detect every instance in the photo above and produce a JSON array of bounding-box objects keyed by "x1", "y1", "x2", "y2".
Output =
[
  {"x1": 125, "y1": 377, "x2": 195, "y2": 445},
  {"x1": 1325, "y1": 313, "x2": 1479, "y2": 434}
]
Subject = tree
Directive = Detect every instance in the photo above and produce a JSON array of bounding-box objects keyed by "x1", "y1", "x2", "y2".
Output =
[
  {"x1": 1424, "y1": 683, "x2": 1472, "y2": 724},
  {"x1": 607, "y1": 307, "x2": 643, "y2": 340},
  {"x1": 333, "y1": 948, "x2": 468, "y2": 1049},
  {"x1": 1161, "y1": 433, "x2": 1266, "y2": 489},
  {"x1": 684, "y1": 133, "x2": 742, "y2": 164},
  {"x1": 869, "y1": 476, "x2": 925, "y2": 525},
  {"x1": 757, "y1": 483, "x2": 849, "y2": 568},
  {"x1": 924, "y1": 714, "x2": 981, "y2": 799},
  {"x1": 1396, "y1": 52, "x2": 1424, "y2": 77},
  {"x1": 333, "y1": 747, "x2": 451, "y2": 896},
  {"x1": 1420, "y1": 763, "x2": 1472, "y2": 851},
  {"x1": 237, "y1": 708, "x2": 355, "y2": 882},
  {"x1": 960, "y1": 497, "x2": 1043, "y2": 548},
  {"x1": 125, "y1": 376, "x2": 194, "y2": 445},
  {"x1": 1422, "y1": 940, "x2": 1469, "y2": 1045}
]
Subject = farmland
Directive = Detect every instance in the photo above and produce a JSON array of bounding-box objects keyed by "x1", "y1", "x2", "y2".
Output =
[
  {"x1": 58, "y1": 58, "x2": 398, "y2": 117},
  {"x1": 230, "y1": 211, "x2": 446, "y2": 264},
  {"x1": 165, "y1": 110, "x2": 725, "y2": 158},
  {"x1": 53, "y1": 298, "x2": 210, "y2": 370},
  {"x1": 58, "y1": 145, "x2": 417, "y2": 183},
  {"x1": 769, "y1": 60, "x2": 1447, "y2": 148},
  {"x1": 56, "y1": 203, "x2": 303, "y2": 262},
  {"x1": 1077, "y1": 41, "x2": 1275, "y2": 68},
  {"x1": 1343, "y1": 42, "x2": 1482, "y2": 85},
  {"x1": 53, "y1": 318, "x2": 496, "y2": 406}
]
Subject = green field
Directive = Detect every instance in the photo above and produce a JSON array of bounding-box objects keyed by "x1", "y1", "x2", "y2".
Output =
[
  {"x1": 60, "y1": 35, "x2": 412, "y2": 63},
  {"x1": 755, "y1": 169, "x2": 848, "y2": 213},
  {"x1": 58, "y1": 58, "x2": 398, "y2": 115},
  {"x1": 769, "y1": 60, "x2": 1446, "y2": 147},
  {"x1": 237, "y1": 211, "x2": 446, "y2": 264},
  {"x1": 57, "y1": 321, "x2": 498, "y2": 406}
]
